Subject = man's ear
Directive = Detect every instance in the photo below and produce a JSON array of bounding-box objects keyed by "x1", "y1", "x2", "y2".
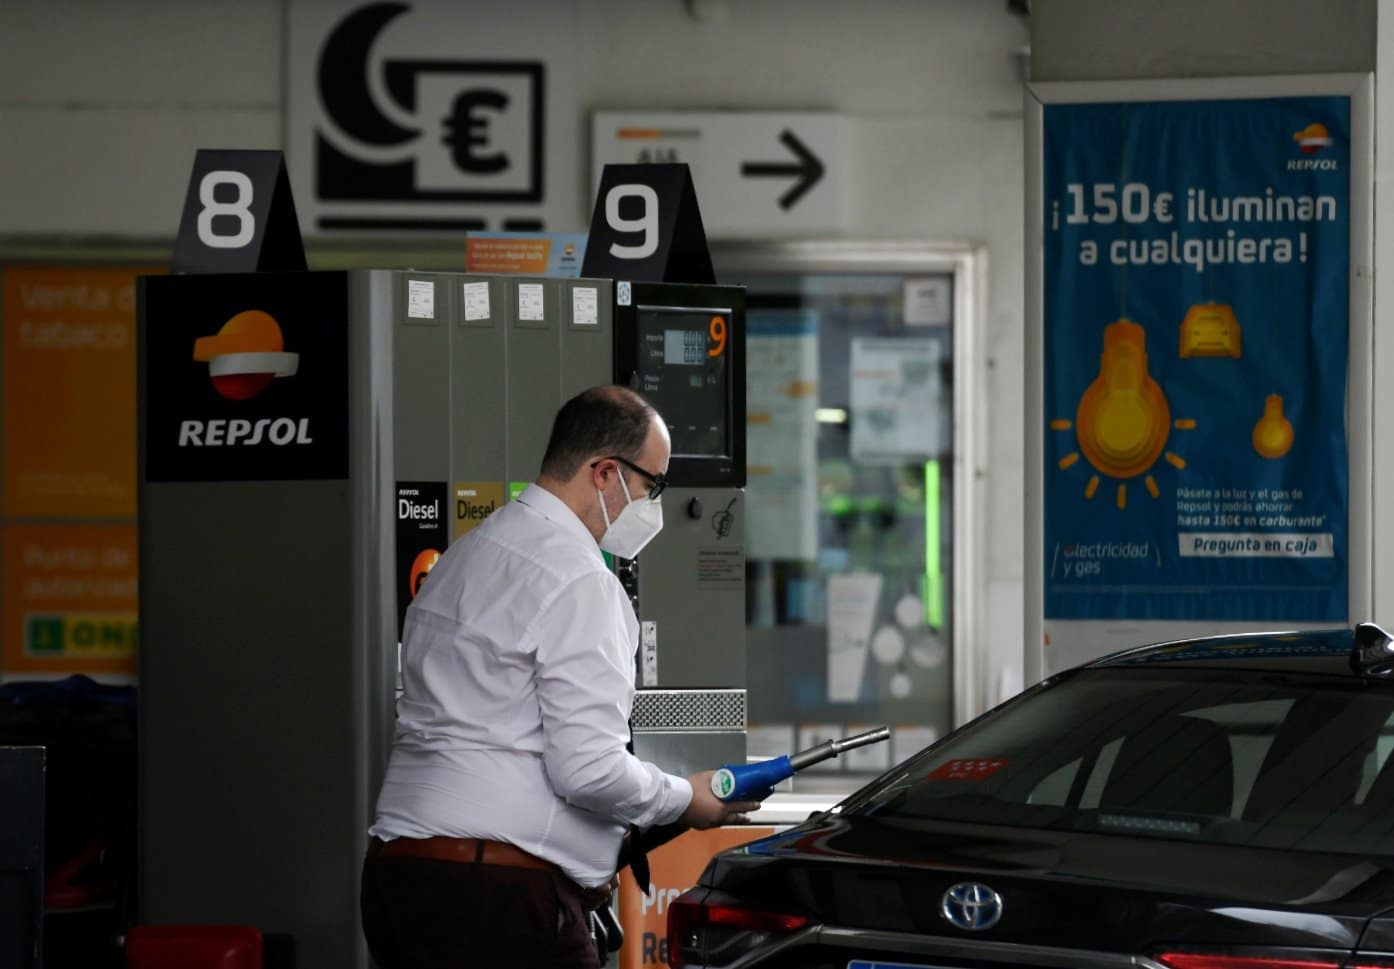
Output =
[{"x1": 588, "y1": 457, "x2": 614, "y2": 489}]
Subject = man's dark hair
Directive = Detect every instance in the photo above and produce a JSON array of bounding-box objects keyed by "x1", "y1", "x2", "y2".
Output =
[{"x1": 539, "y1": 385, "x2": 657, "y2": 480}]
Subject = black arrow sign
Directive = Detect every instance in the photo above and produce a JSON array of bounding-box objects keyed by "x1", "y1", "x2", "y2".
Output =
[{"x1": 741, "y1": 129, "x2": 825, "y2": 210}]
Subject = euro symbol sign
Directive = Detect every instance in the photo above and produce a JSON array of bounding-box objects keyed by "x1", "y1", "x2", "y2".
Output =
[{"x1": 442, "y1": 89, "x2": 510, "y2": 174}]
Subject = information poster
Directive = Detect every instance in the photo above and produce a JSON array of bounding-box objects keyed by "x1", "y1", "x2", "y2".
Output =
[
  {"x1": 745, "y1": 310, "x2": 818, "y2": 561},
  {"x1": 464, "y1": 232, "x2": 587, "y2": 276},
  {"x1": 827, "y1": 572, "x2": 882, "y2": 701},
  {"x1": 1, "y1": 266, "x2": 152, "y2": 677},
  {"x1": 850, "y1": 337, "x2": 945, "y2": 464},
  {"x1": 1043, "y1": 97, "x2": 1349, "y2": 621}
]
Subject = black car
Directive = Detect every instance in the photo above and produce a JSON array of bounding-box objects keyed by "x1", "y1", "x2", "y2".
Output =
[{"x1": 668, "y1": 624, "x2": 1394, "y2": 969}]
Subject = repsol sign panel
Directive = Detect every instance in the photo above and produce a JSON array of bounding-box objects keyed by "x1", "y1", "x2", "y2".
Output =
[{"x1": 141, "y1": 271, "x2": 349, "y2": 482}]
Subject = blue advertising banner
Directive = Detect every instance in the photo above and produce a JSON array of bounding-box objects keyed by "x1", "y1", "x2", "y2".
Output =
[{"x1": 1043, "y1": 97, "x2": 1349, "y2": 622}]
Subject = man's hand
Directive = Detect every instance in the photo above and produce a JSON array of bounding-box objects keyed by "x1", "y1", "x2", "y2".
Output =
[{"x1": 681, "y1": 770, "x2": 763, "y2": 829}]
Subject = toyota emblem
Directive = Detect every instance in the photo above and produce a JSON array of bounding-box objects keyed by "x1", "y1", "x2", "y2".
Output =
[{"x1": 941, "y1": 881, "x2": 1003, "y2": 931}]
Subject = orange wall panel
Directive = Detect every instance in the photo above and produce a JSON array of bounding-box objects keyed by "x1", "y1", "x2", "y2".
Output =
[{"x1": 2, "y1": 266, "x2": 148, "y2": 518}]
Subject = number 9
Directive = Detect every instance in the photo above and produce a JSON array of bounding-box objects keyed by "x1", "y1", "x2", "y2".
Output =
[
  {"x1": 606, "y1": 184, "x2": 658, "y2": 260},
  {"x1": 708, "y1": 316, "x2": 727, "y2": 358}
]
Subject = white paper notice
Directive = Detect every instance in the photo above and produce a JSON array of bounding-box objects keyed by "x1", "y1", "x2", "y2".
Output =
[
  {"x1": 517, "y1": 283, "x2": 545, "y2": 321},
  {"x1": 462, "y1": 281, "x2": 491, "y2": 321},
  {"x1": 407, "y1": 279, "x2": 434, "y2": 320},
  {"x1": 850, "y1": 337, "x2": 945, "y2": 463},
  {"x1": 640, "y1": 620, "x2": 658, "y2": 687},
  {"x1": 903, "y1": 277, "x2": 951, "y2": 326},
  {"x1": 827, "y1": 572, "x2": 882, "y2": 701},
  {"x1": 745, "y1": 311, "x2": 819, "y2": 561},
  {"x1": 572, "y1": 286, "x2": 599, "y2": 326}
]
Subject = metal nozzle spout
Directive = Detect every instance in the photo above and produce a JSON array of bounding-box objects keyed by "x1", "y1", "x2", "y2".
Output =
[{"x1": 788, "y1": 725, "x2": 892, "y2": 771}]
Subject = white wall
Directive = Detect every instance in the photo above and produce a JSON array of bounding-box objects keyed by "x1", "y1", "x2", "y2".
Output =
[
  {"x1": 1377, "y1": 0, "x2": 1394, "y2": 628},
  {"x1": 0, "y1": 0, "x2": 283, "y2": 238},
  {"x1": 1032, "y1": 0, "x2": 1376, "y2": 81},
  {"x1": 0, "y1": 0, "x2": 1031, "y2": 711}
]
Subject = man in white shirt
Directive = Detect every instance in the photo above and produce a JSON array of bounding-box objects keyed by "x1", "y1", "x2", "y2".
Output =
[{"x1": 361, "y1": 385, "x2": 761, "y2": 969}]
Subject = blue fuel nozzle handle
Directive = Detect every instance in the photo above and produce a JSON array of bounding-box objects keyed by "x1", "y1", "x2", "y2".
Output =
[
  {"x1": 710, "y1": 726, "x2": 892, "y2": 802},
  {"x1": 710, "y1": 756, "x2": 792, "y2": 801}
]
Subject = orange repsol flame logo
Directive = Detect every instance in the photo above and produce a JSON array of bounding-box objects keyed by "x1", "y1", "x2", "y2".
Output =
[
  {"x1": 1293, "y1": 123, "x2": 1333, "y2": 155},
  {"x1": 192, "y1": 310, "x2": 299, "y2": 400}
]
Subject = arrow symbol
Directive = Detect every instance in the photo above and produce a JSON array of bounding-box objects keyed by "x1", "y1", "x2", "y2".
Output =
[{"x1": 741, "y1": 130, "x2": 824, "y2": 210}]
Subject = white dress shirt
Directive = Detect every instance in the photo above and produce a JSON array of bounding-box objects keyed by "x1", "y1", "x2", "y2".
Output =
[{"x1": 369, "y1": 483, "x2": 693, "y2": 887}]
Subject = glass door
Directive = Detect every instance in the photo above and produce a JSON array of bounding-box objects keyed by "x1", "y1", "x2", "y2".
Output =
[{"x1": 713, "y1": 241, "x2": 984, "y2": 790}]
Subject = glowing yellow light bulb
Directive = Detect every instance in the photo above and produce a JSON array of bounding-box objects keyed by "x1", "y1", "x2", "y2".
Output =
[
  {"x1": 1076, "y1": 319, "x2": 1171, "y2": 479},
  {"x1": 1252, "y1": 393, "x2": 1294, "y2": 459}
]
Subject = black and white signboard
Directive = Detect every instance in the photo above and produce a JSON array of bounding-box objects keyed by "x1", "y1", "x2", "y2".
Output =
[
  {"x1": 582, "y1": 164, "x2": 715, "y2": 284},
  {"x1": 592, "y1": 112, "x2": 847, "y2": 237},
  {"x1": 287, "y1": 1, "x2": 579, "y2": 234},
  {"x1": 172, "y1": 150, "x2": 306, "y2": 274},
  {"x1": 141, "y1": 272, "x2": 349, "y2": 482}
]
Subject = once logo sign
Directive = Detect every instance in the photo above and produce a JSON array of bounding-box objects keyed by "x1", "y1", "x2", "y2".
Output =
[{"x1": 192, "y1": 310, "x2": 299, "y2": 401}]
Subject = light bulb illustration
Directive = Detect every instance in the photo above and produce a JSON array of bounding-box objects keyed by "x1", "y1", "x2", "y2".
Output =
[
  {"x1": 1252, "y1": 394, "x2": 1294, "y2": 459},
  {"x1": 1077, "y1": 319, "x2": 1170, "y2": 478},
  {"x1": 1050, "y1": 319, "x2": 1194, "y2": 508}
]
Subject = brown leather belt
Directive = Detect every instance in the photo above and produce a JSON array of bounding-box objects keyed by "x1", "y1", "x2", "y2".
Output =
[{"x1": 369, "y1": 836, "x2": 558, "y2": 873}]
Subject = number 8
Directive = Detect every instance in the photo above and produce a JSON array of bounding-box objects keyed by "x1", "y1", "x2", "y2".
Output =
[
  {"x1": 197, "y1": 170, "x2": 255, "y2": 249},
  {"x1": 606, "y1": 184, "x2": 658, "y2": 260}
]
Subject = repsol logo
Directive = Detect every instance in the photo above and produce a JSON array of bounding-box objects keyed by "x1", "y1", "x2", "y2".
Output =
[
  {"x1": 1286, "y1": 158, "x2": 1338, "y2": 171},
  {"x1": 177, "y1": 418, "x2": 314, "y2": 447}
]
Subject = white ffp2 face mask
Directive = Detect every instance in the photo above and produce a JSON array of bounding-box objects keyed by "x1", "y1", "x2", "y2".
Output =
[{"x1": 598, "y1": 472, "x2": 663, "y2": 559}]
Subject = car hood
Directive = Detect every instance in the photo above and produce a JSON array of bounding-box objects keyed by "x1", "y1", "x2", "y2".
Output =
[{"x1": 703, "y1": 814, "x2": 1394, "y2": 951}]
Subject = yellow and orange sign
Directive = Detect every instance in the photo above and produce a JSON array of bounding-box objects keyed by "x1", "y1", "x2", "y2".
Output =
[
  {"x1": 2, "y1": 266, "x2": 154, "y2": 518},
  {"x1": 1, "y1": 523, "x2": 138, "y2": 674},
  {"x1": 618, "y1": 826, "x2": 777, "y2": 969},
  {"x1": 464, "y1": 237, "x2": 553, "y2": 274}
]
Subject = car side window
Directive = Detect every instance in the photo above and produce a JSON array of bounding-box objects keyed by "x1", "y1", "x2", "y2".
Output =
[{"x1": 1354, "y1": 709, "x2": 1394, "y2": 804}]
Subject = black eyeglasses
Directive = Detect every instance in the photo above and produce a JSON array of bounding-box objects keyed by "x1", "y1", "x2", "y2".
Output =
[{"x1": 591, "y1": 455, "x2": 667, "y2": 499}]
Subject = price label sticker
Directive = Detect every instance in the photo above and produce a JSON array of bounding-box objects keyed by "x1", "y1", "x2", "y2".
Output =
[{"x1": 927, "y1": 758, "x2": 1009, "y2": 781}]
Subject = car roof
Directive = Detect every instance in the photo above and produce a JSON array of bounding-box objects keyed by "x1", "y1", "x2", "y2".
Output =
[{"x1": 1085, "y1": 626, "x2": 1363, "y2": 676}]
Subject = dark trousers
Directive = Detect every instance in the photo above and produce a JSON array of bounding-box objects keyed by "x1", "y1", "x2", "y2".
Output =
[{"x1": 360, "y1": 852, "x2": 602, "y2": 969}]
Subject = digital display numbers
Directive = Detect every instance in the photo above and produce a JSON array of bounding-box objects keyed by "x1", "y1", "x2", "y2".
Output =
[
  {"x1": 636, "y1": 307, "x2": 731, "y2": 460},
  {"x1": 664, "y1": 329, "x2": 707, "y2": 365}
]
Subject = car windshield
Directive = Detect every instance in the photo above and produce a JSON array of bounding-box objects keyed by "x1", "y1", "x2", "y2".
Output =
[{"x1": 845, "y1": 667, "x2": 1394, "y2": 856}]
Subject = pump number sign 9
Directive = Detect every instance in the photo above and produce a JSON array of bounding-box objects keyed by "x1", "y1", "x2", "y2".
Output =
[{"x1": 582, "y1": 164, "x2": 714, "y2": 284}]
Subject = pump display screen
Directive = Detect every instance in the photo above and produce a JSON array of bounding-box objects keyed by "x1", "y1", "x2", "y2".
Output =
[{"x1": 636, "y1": 306, "x2": 731, "y2": 459}]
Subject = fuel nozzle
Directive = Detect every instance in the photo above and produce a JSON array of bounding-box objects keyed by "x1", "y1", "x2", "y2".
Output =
[{"x1": 711, "y1": 726, "x2": 892, "y2": 802}]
